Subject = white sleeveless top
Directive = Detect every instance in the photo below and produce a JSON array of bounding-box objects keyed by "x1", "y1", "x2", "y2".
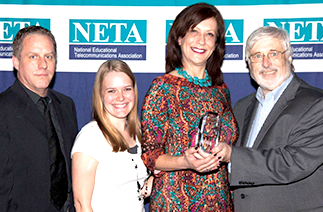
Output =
[{"x1": 71, "y1": 121, "x2": 147, "y2": 212}]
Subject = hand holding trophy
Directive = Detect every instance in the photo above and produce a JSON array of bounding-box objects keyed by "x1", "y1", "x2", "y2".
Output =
[{"x1": 194, "y1": 112, "x2": 221, "y2": 159}]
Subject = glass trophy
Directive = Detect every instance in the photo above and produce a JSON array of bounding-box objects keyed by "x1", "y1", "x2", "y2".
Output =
[{"x1": 196, "y1": 112, "x2": 221, "y2": 153}]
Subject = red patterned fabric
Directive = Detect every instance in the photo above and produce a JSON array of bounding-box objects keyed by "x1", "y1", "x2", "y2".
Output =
[{"x1": 141, "y1": 74, "x2": 238, "y2": 211}]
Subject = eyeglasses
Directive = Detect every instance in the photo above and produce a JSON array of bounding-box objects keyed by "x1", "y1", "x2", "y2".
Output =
[{"x1": 249, "y1": 50, "x2": 287, "y2": 63}]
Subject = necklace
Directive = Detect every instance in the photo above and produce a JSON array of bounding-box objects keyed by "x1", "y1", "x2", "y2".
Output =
[
  {"x1": 176, "y1": 67, "x2": 212, "y2": 87},
  {"x1": 128, "y1": 146, "x2": 143, "y2": 201}
]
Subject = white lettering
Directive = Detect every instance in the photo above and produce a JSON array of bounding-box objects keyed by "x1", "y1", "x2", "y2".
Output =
[
  {"x1": 124, "y1": 24, "x2": 143, "y2": 43},
  {"x1": 110, "y1": 23, "x2": 127, "y2": 42},
  {"x1": 13, "y1": 21, "x2": 31, "y2": 30},
  {"x1": 314, "y1": 52, "x2": 323, "y2": 57},
  {"x1": 0, "y1": 22, "x2": 12, "y2": 40},
  {"x1": 225, "y1": 23, "x2": 240, "y2": 42},
  {"x1": 289, "y1": 22, "x2": 305, "y2": 41},
  {"x1": 306, "y1": 21, "x2": 323, "y2": 41},
  {"x1": 118, "y1": 53, "x2": 142, "y2": 59},
  {"x1": 93, "y1": 23, "x2": 109, "y2": 42},
  {"x1": 73, "y1": 22, "x2": 91, "y2": 42}
]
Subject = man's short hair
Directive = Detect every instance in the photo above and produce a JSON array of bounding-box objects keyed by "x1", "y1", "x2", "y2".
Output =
[
  {"x1": 12, "y1": 25, "x2": 57, "y2": 60},
  {"x1": 245, "y1": 26, "x2": 293, "y2": 65}
]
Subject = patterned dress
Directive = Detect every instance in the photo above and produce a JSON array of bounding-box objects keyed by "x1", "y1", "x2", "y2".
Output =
[{"x1": 141, "y1": 74, "x2": 239, "y2": 211}]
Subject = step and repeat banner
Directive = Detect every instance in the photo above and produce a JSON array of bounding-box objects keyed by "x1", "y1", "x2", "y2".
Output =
[{"x1": 0, "y1": 0, "x2": 322, "y2": 128}]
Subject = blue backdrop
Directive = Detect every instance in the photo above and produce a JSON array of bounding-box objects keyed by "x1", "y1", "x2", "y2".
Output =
[
  {"x1": 0, "y1": 2, "x2": 322, "y2": 211},
  {"x1": 1, "y1": 71, "x2": 322, "y2": 129}
]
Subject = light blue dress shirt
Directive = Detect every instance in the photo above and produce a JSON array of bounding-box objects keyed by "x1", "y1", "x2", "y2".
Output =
[{"x1": 228, "y1": 73, "x2": 294, "y2": 173}]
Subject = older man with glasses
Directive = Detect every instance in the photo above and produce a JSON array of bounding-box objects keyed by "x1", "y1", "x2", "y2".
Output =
[{"x1": 211, "y1": 26, "x2": 323, "y2": 212}]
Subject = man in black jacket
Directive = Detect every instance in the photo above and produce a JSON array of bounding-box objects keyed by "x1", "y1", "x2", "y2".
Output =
[{"x1": 0, "y1": 26, "x2": 78, "y2": 212}]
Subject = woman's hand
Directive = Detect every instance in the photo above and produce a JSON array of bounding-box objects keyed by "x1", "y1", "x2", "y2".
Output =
[
  {"x1": 193, "y1": 148, "x2": 212, "y2": 159},
  {"x1": 155, "y1": 146, "x2": 222, "y2": 173},
  {"x1": 141, "y1": 175, "x2": 154, "y2": 199},
  {"x1": 183, "y1": 146, "x2": 222, "y2": 173},
  {"x1": 211, "y1": 142, "x2": 232, "y2": 163}
]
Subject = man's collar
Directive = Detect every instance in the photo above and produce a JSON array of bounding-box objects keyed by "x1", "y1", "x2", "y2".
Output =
[
  {"x1": 17, "y1": 80, "x2": 50, "y2": 104},
  {"x1": 256, "y1": 72, "x2": 294, "y2": 103}
]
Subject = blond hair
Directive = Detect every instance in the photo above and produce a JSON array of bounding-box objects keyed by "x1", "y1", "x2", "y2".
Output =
[{"x1": 92, "y1": 60, "x2": 141, "y2": 152}]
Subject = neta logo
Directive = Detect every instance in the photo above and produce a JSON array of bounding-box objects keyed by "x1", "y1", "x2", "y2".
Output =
[
  {"x1": 0, "y1": 18, "x2": 50, "y2": 42},
  {"x1": 165, "y1": 20, "x2": 243, "y2": 44},
  {"x1": 265, "y1": 18, "x2": 323, "y2": 42},
  {"x1": 70, "y1": 20, "x2": 146, "y2": 43},
  {"x1": 224, "y1": 20, "x2": 243, "y2": 43}
]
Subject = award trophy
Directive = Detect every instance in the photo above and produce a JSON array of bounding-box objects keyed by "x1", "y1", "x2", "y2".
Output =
[{"x1": 195, "y1": 112, "x2": 221, "y2": 154}]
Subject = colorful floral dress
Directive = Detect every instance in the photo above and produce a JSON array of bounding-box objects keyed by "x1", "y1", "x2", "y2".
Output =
[{"x1": 141, "y1": 74, "x2": 238, "y2": 211}]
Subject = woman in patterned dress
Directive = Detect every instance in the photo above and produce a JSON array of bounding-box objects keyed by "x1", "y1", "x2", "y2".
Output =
[{"x1": 141, "y1": 3, "x2": 238, "y2": 212}]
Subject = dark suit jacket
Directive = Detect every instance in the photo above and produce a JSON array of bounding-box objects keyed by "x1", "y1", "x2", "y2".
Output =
[
  {"x1": 0, "y1": 80, "x2": 78, "y2": 212},
  {"x1": 231, "y1": 74, "x2": 323, "y2": 212}
]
